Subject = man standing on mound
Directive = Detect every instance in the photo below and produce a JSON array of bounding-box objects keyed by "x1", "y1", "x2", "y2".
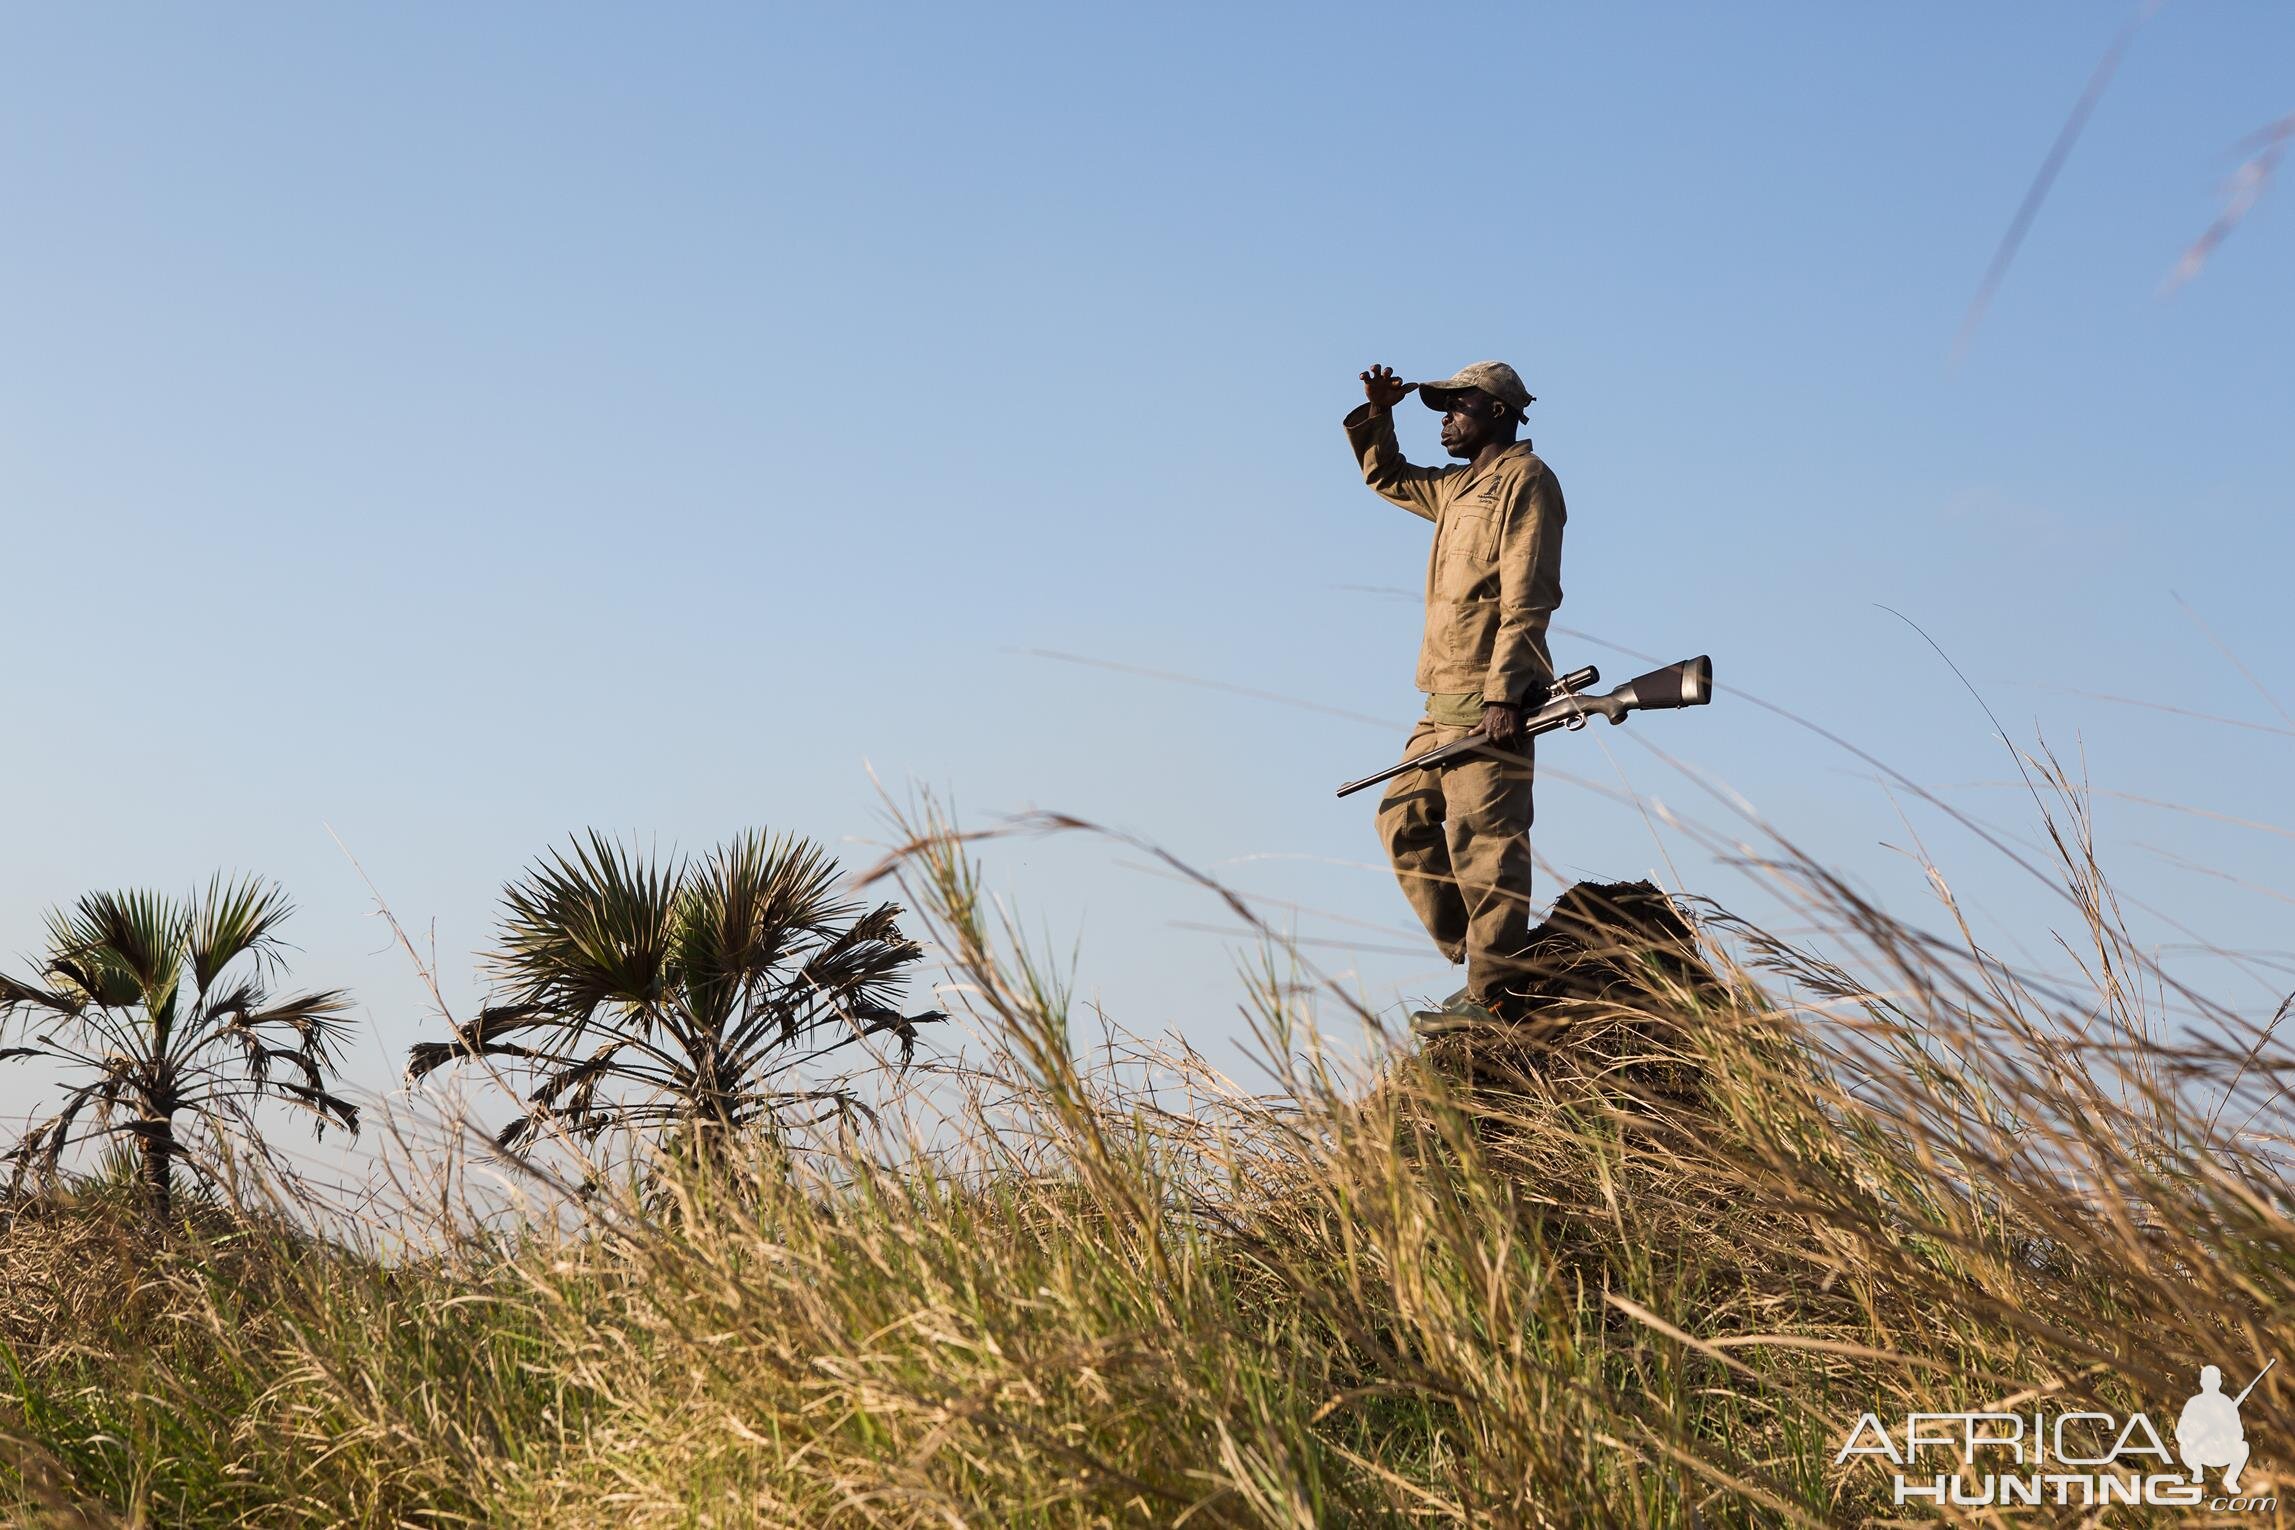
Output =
[{"x1": 1345, "y1": 360, "x2": 1565, "y2": 1020}]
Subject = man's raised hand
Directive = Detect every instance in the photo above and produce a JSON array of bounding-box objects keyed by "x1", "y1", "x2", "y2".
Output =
[{"x1": 1360, "y1": 363, "x2": 1416, "y2": 415}]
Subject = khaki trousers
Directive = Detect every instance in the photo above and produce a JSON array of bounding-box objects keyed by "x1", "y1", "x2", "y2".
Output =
[{"x1": 1374, "y1": 719, "x2": 1535, "y2": 1000}]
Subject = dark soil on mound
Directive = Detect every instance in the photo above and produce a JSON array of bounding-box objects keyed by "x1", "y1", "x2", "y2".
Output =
[{"x1": 1419, "y1": 879, "x2": 1725, "y2": 1100}]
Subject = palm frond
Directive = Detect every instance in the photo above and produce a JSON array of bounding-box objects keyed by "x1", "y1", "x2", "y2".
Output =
[
  {"x1": 407, "y1": 1039, "x2": 547, "y2": 1082},
  {"x1": 3, "y1": 1079, "x2": 110, "y2": 1186},
  {"x1": 720, "y1": 902, "x2": 918, "y2": 1061},
  {"x1": 493, "y1": 1105, "x2": 603, "y2": 1153},
  {"x1": 405, "y1": 1002, "x2": 554, "y2": 1082},
  {"x1": 675, "y1": 830, "x2": 847, "y2": 1029},
  {"x1": 187, "y1": 873, "x2": 293, "y2": 991},
  {"x1": 494, "y1": 832, "x2": 681, "y2": 1020},
  {"x1": 845, "y1": 1000, "x2": 946, "y2": 1068},
  {"x1": 791, "y1": 902, "x2": 922, "y2": 1016},
  {"x1": 41, "y1": 923, "x2": 145, "y2": 1011},
  {"x1": 236, "y1": 989, "x2": 354, "y2": 1049},
  {"x1": 55, "y1": 889, "x2": 187, "y2": 1021},
  {"x1": 198, "y1": 974, "x2": 268, "y2": 1024},
  {"x1": 0, "y1": 971, "x2": 84, "y2": 1023},
  {"x1": 750, "y1": 1000, "x2": 946, "y2": 1077},
  {"x1": 1, "y1": 1120, "x2": 59, "y2": 1198},
  {"x1": 272, "y1": 1081, "x2": 360, "y2": 1137},
  {"x1": 731, "y1": 1086, "x2": 878, "y2": 1132},
  {"x1": 530, "y1": 1041, "x2": 628, "y2": 1110},
  {"x1": 248, "y1": 1044, "x2": 326, "y2": 1093},
  {"x1": 743, "y1": 829, "x2": 859, "y2": 937},
  {"x1": 673, "y1": 837, "x2": 768, "y2": 1032}
]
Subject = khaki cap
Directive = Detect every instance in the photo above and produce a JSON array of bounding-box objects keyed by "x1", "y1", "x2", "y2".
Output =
[{"x1": 1418, "y1": 360, "x2": 1536, "y2": 415}]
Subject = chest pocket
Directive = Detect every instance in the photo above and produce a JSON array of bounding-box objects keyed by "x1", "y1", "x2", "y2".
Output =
[
  {"x1": 1439, "y1": 506, "x2": 1502, "y2": 576},
  {"x1": 1450, "y1": 472, "x2": 1510, "y2": 553}
]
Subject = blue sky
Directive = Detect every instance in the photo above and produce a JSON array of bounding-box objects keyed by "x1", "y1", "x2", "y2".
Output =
[{"x1": 3, "y1": 4, "x2": 2290, "y2": 1164}]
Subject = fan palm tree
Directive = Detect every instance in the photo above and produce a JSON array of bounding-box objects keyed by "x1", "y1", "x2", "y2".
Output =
[
  {"x1": 0, "y1": 876, "x2": 359, "y2": 1224},
  {"x1": 408, "y1": 830, "x2": 943, "y2": 1160}
]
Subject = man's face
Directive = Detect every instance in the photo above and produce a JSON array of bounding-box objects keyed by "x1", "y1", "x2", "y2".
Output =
[{"x1": 1437, "y1": 388, "x2": 1501, "y2": 459}]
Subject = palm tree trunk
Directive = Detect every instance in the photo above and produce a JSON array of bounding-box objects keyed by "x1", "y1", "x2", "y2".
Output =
[{"x1": 137, "y1": 1119, "x2": 173, "y2": 1225}]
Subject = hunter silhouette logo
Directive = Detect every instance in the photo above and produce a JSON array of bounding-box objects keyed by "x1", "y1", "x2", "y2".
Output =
[
  {"x1": 1835, "y1": 1359, "x2": 2279, "y2": 1511},
  {"x1": 2180, "y1": 1360, "x2": 2273, "y2": 1493}
]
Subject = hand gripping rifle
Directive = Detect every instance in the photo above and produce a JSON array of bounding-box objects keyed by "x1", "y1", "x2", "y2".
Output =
[{"x1": 1334, "y1": 656, "x2": 1714, "y2": 799}]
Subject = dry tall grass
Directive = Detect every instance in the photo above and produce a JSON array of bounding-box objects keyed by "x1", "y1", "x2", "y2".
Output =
[{"x1": 2, "y1": 772, "x2": 2290, "y2": 1527}]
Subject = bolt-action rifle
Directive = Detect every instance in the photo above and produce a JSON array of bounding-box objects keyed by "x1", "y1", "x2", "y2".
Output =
[{"x1": 1334, "y1": 656, "x2": 1714, "y2": 799}]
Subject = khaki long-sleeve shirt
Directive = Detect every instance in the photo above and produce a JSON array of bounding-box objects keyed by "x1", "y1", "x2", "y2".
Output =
[{"x1": 1343, "y1": 403, "x2": 1566, "y2": 705}]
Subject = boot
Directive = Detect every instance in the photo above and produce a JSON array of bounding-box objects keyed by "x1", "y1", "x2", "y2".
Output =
[{"x1": 1410, "y1": 987, "x2": 1500, "y2": 1037}]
